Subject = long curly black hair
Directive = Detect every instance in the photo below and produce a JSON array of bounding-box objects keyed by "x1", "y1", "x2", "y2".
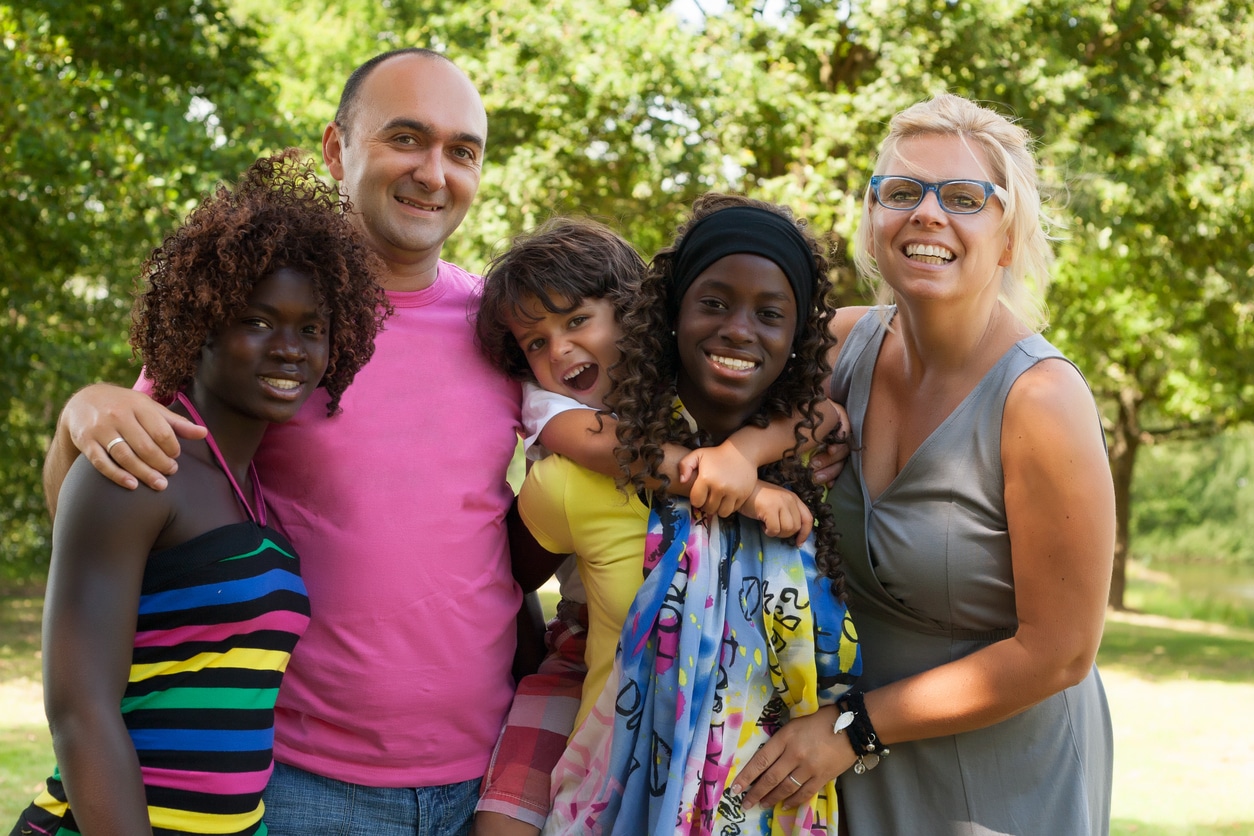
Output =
[
  {"x1": 607, "y1": 192, "x2": 845, "y2": 595},
  {"x1": 130, "y1": 149, "x2": 390, "y2": 414}
]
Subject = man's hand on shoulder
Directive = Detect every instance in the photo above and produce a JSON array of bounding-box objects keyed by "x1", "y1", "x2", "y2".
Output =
[{"x1": 44, "y1": 383, "x2": 208, "y2": 516}]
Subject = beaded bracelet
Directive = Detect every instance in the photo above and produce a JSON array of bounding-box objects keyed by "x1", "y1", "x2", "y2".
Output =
[{"x1": 834, "y1": 690, "x2": 890, "y2": 774}]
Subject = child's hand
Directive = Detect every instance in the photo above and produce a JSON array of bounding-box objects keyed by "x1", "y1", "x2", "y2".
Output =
[
  {"x1": 677, "y1": 442, "x2": 759, "y2": 519},
  {"x1": 744, "y1": 481, "x2": 813, "y2": 545}
]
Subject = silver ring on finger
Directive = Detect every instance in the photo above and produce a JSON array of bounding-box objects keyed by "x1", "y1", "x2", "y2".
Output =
[
  {"x1": 106, "y1": 437, "x2": 127, "y2": 455},
  {"x1": 786, "y1": 773, "x2": 803, "y2": 788}
]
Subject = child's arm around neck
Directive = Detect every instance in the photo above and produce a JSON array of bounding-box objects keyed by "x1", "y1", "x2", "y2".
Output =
[{"x1": 538, "y1": 396, "x2": 839, "y2": 544}]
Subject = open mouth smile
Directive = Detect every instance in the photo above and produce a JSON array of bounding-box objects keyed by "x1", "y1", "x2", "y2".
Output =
[
  {"x1": 562, "y1": 363, "x2": 599, "y2": 392},
  {"x1": 905, "y1": 243, "x2": 955, "y2": 265},
  {"x1": 709, "y1": 353, "x2": 759, "y2": 372},
  {"x1": 259, "y1": 376, "x2": 305, "y2": 399}
]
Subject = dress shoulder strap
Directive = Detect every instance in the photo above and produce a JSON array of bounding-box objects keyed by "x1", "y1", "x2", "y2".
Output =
[{"x1": 174, "y1": 392, "x2": 267, "y2": 526}]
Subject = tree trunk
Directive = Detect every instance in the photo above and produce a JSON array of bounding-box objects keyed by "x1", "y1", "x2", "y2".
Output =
[{"x1": 1107, "y1": 387, "x2": 1143, "y2": 610}]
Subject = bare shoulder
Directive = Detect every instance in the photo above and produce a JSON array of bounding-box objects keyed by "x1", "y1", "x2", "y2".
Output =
[
  {"x1": 59, "y1": 453, "x2": 172, "y2": 518},
  {"x1": 1003, "y1": 357, "x2": 1106, "y2": 456},
  {"x1": 827, "y1": 305, "x2": 873, "y2": 368},
  {"x1": 831, "y1": 306, "x2": 873, "y2": 344},
  {"x1": 52, "y1": 453, "x2": 174, "y2": 565}
]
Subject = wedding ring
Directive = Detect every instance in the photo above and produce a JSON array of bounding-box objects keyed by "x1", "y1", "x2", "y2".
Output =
[
  {"x1": 106, "y1": 437, "x2": 127, "y2": 455},
  {"x1": 787, "y1": 774, "x2": 803, "y2": 788}
]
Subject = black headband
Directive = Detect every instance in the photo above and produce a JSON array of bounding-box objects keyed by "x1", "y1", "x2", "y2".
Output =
[{"x1": 670, "y1": 205, "x2": 815, "y2": 334}]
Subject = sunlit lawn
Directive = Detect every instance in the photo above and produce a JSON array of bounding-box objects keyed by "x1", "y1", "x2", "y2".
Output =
[
  {"x1": 0, "y1": 596, "x2": 52, "y2": 812},
  {"x1": 1098, "y1": 613, "x2": 1254, "y2": 833},
  {"x1": 4, "y1": 594, "x2": 1253, "y2": 833}
]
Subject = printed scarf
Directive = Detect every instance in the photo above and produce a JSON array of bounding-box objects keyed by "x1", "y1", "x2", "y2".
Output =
[{"x1": 545, "y1": 496, "x2": 860, "y2": 835}]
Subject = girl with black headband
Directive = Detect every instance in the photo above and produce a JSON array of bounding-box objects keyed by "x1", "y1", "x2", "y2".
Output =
[{"x1": 542, "y1": 193, "x2": 860, "y2": 836}]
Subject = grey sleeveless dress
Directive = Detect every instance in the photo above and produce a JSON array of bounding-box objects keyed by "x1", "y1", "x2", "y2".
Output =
[{"x1": 827, "y1": 308, "x2": 1113, "y2": 835}]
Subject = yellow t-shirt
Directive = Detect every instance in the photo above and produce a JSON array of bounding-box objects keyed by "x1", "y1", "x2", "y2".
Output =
[{"x1": 517, "y1": 454, "x2": 650, "y2": 733}]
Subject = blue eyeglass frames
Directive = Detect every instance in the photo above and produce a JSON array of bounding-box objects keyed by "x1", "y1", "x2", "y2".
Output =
[{"x1": 869, "y1": 175, "x2": 1007, "y2": 215}]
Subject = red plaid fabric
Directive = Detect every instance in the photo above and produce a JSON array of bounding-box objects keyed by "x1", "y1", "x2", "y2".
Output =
[{"x1": 477, "y1": 602, "x2": 589, "y2": 828}]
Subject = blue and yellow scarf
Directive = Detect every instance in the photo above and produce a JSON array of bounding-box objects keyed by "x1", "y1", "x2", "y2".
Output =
[{"x1": 546, "y1": 496, "x2": 860, "y2": 835}]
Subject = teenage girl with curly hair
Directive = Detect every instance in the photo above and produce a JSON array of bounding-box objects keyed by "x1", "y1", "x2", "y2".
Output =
[
  {"x1": 542, "y1": 193, "x2": 860, "y2": 836},
  {"x1": 610, "y1": 193, "x2": 845, "y2": 588},
  {"x1": 12, "y1": 149, "x2": 387, "y2": 836}
]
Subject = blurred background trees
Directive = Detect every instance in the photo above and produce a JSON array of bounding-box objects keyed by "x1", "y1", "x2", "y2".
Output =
[
  {"x1": 2, "y1": 0, "x2": 289, "y2": 583},
  {"x1": 4, "y1": 0, "x2": 1252, "y2": 607}
]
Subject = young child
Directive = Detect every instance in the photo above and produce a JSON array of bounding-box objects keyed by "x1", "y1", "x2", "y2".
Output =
[
  {"x1": 472, "y1": 216, "x2": 840, "y2": 836},
  {"x1": 11, "y1": 150, "x2": 387, "y2": 836},
  {"x1": 542, "y1": 194, "x2": 860, "y2": 835}
]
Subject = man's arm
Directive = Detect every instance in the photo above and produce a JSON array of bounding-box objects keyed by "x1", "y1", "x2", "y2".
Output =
[
  {"x1": 43, "y1": 411, "x2": 82, "y2": 520},
  {"x1": 43, "y1": 383, "x2": 207, "y2": 518}
]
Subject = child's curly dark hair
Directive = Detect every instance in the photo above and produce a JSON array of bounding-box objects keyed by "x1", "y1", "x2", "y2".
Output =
[
  {"x1": 130, "y1": 149, "x2": 390, "y2": 415},
  {"x1": 607, "y1": 192, "x2": 846, "y2": 595},
  {"x1": 476, "y1": 217, "x2": 644, "y2": 382}
]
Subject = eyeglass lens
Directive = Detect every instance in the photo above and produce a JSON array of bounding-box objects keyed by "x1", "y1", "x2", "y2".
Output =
[{"x1": 877, "y1": 177, "x2": 989, "y2": 214}]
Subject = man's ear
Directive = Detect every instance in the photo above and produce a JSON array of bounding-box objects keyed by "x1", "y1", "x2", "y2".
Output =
[{"x1": 323, "y1": 122, "x2": 345, "y2": 181}]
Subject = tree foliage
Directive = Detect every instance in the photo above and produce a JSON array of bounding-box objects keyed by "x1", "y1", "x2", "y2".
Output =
[
  {"x1": 1131, "y1": 426, "x2": 1254, "y2": 565},
  {"x1": 1, "y1": 1, "x2": 292, "y2": 583},
  {"x1": 3, "y1": 1, "x2": 1251, "y2": 598}
]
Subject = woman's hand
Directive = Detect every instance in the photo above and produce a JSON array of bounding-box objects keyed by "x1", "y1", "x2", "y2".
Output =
[
  {"x1": 730, "y1": 705, "x2": 858, "y2": 810},
  {"x1": 809, "y1": 412, "x2": 852, "y2": 486}
]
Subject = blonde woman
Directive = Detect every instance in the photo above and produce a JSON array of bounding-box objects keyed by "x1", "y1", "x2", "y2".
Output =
[{"x1": 738, "y1": 94, "x2": 1115, "y2": 835}]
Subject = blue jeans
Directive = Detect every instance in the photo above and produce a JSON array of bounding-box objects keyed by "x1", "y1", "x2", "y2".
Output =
[{"x1": 262, "y1": 760, "x2": 478, "y2": 836}]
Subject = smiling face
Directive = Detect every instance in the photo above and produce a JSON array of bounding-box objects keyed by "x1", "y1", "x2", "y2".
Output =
[
  {"x1": 194, "y1": 267, "x2": 331, "y2": 426},
  {"x1": 869, "y1": 134, "x2": 1013, "y2": 308},
  {"x1": 323, "y1": 53, "x2": 487, "y2": 289},
  {"x1": 509, "y1": 294, "x2": 623, "y2": 410},
  {"x1": 673, "y1": 253, "x2": 797, "y2": 441}
]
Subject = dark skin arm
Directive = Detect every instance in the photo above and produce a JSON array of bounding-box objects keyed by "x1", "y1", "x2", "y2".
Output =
[
  {"x1": 42, "y1": 456, "x2": 172, "y2": 835},
  {"x1": 507, "y1": 497, "x2": 569, "y2": 592},
  {"x1": 506, "y1": 499, "x2": 568, "y2": 682}
]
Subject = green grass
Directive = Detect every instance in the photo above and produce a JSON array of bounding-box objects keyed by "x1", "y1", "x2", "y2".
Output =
[
  {"x1": 1100, "y1": 612, "x2": 1254, "y2": 834},
  {"x1": 1, "y1": 725, "x2": 53, "y2": 812},
  {"x1": 4, "y1": 594, "x2": 1253, "y2": 833},
  {"x1": 1, "y1": 595, "x2": 52, "y2": 820},
  {"x1": 1097, "y1": 616, "x2": 1254, "y2": 683},
  {"x1": 0, "y1": 595, "x2": 42, "y2": 682},
  {"x1": 1123, "y1": 561, "x2": 1254, "y2": 629},
  {"x1": 1106, "y1": 667, "x2": 1254, "y2": 833}
]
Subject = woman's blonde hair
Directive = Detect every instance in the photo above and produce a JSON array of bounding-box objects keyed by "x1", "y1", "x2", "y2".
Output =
[{"x1": 854, "y1": 93, "x2": 1058, "y2": 332}]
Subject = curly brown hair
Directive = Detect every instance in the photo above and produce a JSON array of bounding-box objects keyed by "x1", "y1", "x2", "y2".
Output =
[
  {"x1": 130, "y1": 149, "x2": 390, "y2": 414},
  {"x1": 607, "y1": 192, "x2": 846, "y2": 594},
  {"x1": 476, "y1": 217, "x2": 644, "y2": 382}
]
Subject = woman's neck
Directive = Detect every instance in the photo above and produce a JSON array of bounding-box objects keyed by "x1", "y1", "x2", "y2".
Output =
[
  {"x1": 674, "y1": 379, "x2": 758, "y2": 445},
  {"x1": 179, "y1": 384, "x2": 269, "y2": 486},
  {"x1": 892, "y1": 298, "x2": 1027, "y2": 380}
]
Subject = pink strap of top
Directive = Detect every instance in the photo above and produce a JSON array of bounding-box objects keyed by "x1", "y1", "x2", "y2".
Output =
[{"x1": 174, "y1": 392, "x2": 267, "y2": 527}]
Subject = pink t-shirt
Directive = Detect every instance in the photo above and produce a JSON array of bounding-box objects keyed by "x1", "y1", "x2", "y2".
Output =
[{"x1": 148, "y1": 261, "x2": 523, "y2": 786}]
